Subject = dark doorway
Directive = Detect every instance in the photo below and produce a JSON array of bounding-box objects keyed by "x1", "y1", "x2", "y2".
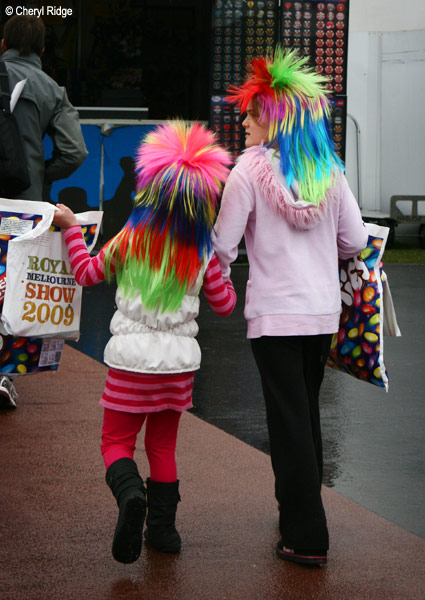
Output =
[
  {"x1": 143, "y1": 0, "x2": 213, "y2": 120},
  {"x1": 77, "y1": 0, "x2": 213, "y2": 120},
  {"x1": 1, "y1": 0, "x2": 213, "y2": 120}
]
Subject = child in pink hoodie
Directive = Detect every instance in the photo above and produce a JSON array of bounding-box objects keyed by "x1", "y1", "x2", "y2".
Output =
[{"x1": 213, "y1": 47, "x2": 368, "y2": 567}]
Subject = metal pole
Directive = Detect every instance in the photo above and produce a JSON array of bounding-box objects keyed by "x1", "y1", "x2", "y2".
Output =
[{"x1": 347, "y1": 112, "x2": 362, "y2": 209}]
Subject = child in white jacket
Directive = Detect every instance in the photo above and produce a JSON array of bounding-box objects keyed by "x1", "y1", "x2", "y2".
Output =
[{"x1": 54, "y1": 121, "x2": 236, "y2": 564}]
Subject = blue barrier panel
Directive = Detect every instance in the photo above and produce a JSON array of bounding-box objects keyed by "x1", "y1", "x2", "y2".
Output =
[
  {"x1": 44, "y1": 125, "x2": 101, "y2": 208},
  {"x1": 43, "y1": 123, "x2": 157, "y2": 212},
  {"x1": 102, "y1": 124, "x2": 156, "y2": 205}
]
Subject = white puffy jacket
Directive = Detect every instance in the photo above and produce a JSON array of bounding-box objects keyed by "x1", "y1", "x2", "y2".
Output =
[{"x1": 103, "y1": 273, "x2": 204, "y2": 374}]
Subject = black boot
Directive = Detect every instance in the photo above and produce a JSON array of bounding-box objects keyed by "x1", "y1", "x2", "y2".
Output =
[
  {"x1": 105, "y1": 457, "x2": 147, "y2": 564},
  {"x1": 144, "y1": 478, "x2": 181, "y2": 553}
]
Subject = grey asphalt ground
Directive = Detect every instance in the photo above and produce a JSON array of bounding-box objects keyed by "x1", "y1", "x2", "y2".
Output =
[{"x1": 70, "y1": 262, "x2": 425, "y2": 540}]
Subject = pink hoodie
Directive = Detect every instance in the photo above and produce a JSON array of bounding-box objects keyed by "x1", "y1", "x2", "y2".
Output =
[{"x1": 213, "y1": 147, "x2": 368, "y2": 338}]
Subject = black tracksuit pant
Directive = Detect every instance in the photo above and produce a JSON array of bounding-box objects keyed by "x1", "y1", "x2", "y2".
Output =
[{"x1": 251, "y1": 334, "x2": 332, "y2": 550}]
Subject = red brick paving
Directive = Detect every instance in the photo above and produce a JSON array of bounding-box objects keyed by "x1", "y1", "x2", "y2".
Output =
[{"x1": 1, "y1": 345, "x2": 424, "y2": 600}]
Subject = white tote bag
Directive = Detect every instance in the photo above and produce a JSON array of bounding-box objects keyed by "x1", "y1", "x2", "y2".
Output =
[{"x1": 0, "y1": 199, "x2": 102, "y2": 340}]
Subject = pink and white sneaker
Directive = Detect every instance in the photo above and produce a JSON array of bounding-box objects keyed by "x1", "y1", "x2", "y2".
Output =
[{"x1": 276, "y1": 540, "x2": 327, "y2": 566}]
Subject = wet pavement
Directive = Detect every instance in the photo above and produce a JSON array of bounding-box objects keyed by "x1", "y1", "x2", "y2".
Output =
[
  {"x1": 198, "y1": 263, "x2": 425, "y2": 540},
  {"x1": 2, "y1": 344, "x2": 425, "y2": 600},
  {"x1": 70, "y1": 262, "x2": 425, "y2": 540},
  {"x1": 1, "y1": 262, "x2": 424, "y2": 600}
]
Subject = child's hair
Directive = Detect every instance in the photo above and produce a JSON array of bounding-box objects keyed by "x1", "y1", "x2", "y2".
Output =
[
  {"x1": 103, "y1": 120, "x2": 232, "y2": 312},
  {"x1": 226, "y1": 46, "x2": 344, "y2": 205}
]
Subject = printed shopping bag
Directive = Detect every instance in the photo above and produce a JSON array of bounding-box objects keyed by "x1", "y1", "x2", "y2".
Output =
[
  {"x1": 327, "y1": 222, "x2": 401, "y2": 391},
  {"x1": 0, "y1": 198, "x2": 102, "y2": 340},
  {"x1": 0, "y1": 335, "x2": 66, "y2": 376}
]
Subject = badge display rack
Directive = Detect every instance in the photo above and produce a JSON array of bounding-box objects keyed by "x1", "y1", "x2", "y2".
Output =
[
  {"x1": 210, "y1": 0, "x2": 279, "y2": 158},
  {"x1": 210, "y1": 0, "x2": 349, "y2": 160}
]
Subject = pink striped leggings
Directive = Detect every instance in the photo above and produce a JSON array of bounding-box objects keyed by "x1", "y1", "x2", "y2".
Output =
[{"x1": 101, "y1": 408, "x2": 182, "y2": 482}]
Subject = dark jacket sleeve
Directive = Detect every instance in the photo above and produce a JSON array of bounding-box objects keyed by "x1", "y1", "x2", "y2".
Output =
[{"x1": 44, "y1": 91, "x2": 88, "y2": 183}]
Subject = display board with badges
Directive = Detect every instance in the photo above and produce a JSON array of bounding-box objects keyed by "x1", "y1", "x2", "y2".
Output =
[
  {"x1": 209, "y1": 0, "x2": 350, "y2": 160},
  {"x1": 210, "y1": 0, "x2": 279, "y2": 157},
  {"x1": 280, "y1": 1, "x2": 349, "y2": 96}
]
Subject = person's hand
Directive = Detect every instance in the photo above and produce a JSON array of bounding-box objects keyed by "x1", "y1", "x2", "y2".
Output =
[{"x1": 53, "y1": 203, "x2": 79, "y2": 229}]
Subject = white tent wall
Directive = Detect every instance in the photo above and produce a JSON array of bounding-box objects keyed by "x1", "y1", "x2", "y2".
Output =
[{"x1": 345, "y1": 1, "x2": 425, "y2": 215}]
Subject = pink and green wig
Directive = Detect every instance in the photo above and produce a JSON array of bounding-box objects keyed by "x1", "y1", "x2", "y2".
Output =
[
  {"x1": 226, "y1": 46, "x2": 344, "y2": 205},
  {"x1": 103, "y1": 120, "x2": 232, "y2": 312}
]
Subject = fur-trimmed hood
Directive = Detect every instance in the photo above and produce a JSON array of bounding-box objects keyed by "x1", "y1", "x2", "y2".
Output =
[{"x1": 239, "y1": 146, "x2": 340, "y2": 230}]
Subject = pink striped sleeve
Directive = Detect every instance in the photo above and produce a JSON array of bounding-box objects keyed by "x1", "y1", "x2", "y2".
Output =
[
  {"x1": 202, "y1": 253, "x2": 236, "y2": 316},
  {"x1": 63, "y1": 225, "x2": 112, "y2": 286}
]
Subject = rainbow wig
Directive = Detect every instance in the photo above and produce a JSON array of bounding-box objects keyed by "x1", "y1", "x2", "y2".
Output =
[
  {"x1": 226, "y1": 46, "x2": 344, "y2": 205},
  {"x1": 103, "y1": 120, "x2": 232, "y2": 312}
]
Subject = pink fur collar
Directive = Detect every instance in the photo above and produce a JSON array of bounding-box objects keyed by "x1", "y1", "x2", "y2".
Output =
[{"x1": 242, "y1": 147, "x2": 337, "y2": 230}]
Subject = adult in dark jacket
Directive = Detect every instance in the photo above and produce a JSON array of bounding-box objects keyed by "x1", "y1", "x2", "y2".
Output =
[
  {"x1": 0, "y1": 15, "x2": 87, "y2": 201},
  {"x1": 0, "y1": 15, "x2": 87, "y2": 407}
]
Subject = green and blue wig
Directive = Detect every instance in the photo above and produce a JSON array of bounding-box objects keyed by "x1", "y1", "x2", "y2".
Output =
[{"x1": 226, "y1": 46, "x2": 344, "y2": 205}]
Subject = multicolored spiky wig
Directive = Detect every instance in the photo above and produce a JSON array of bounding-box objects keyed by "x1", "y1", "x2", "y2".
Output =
[
  {"x1": 226, "y1": 46, "x2": 344, "y2": 205},
  {"x1": 103, "y1": 120, "x2": 232, "y2": 312}
]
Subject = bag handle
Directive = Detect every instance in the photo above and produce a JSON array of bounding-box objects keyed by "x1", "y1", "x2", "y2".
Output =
[{"x1": 0, "y1": 199, "x2": 57, "y2": 244}]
